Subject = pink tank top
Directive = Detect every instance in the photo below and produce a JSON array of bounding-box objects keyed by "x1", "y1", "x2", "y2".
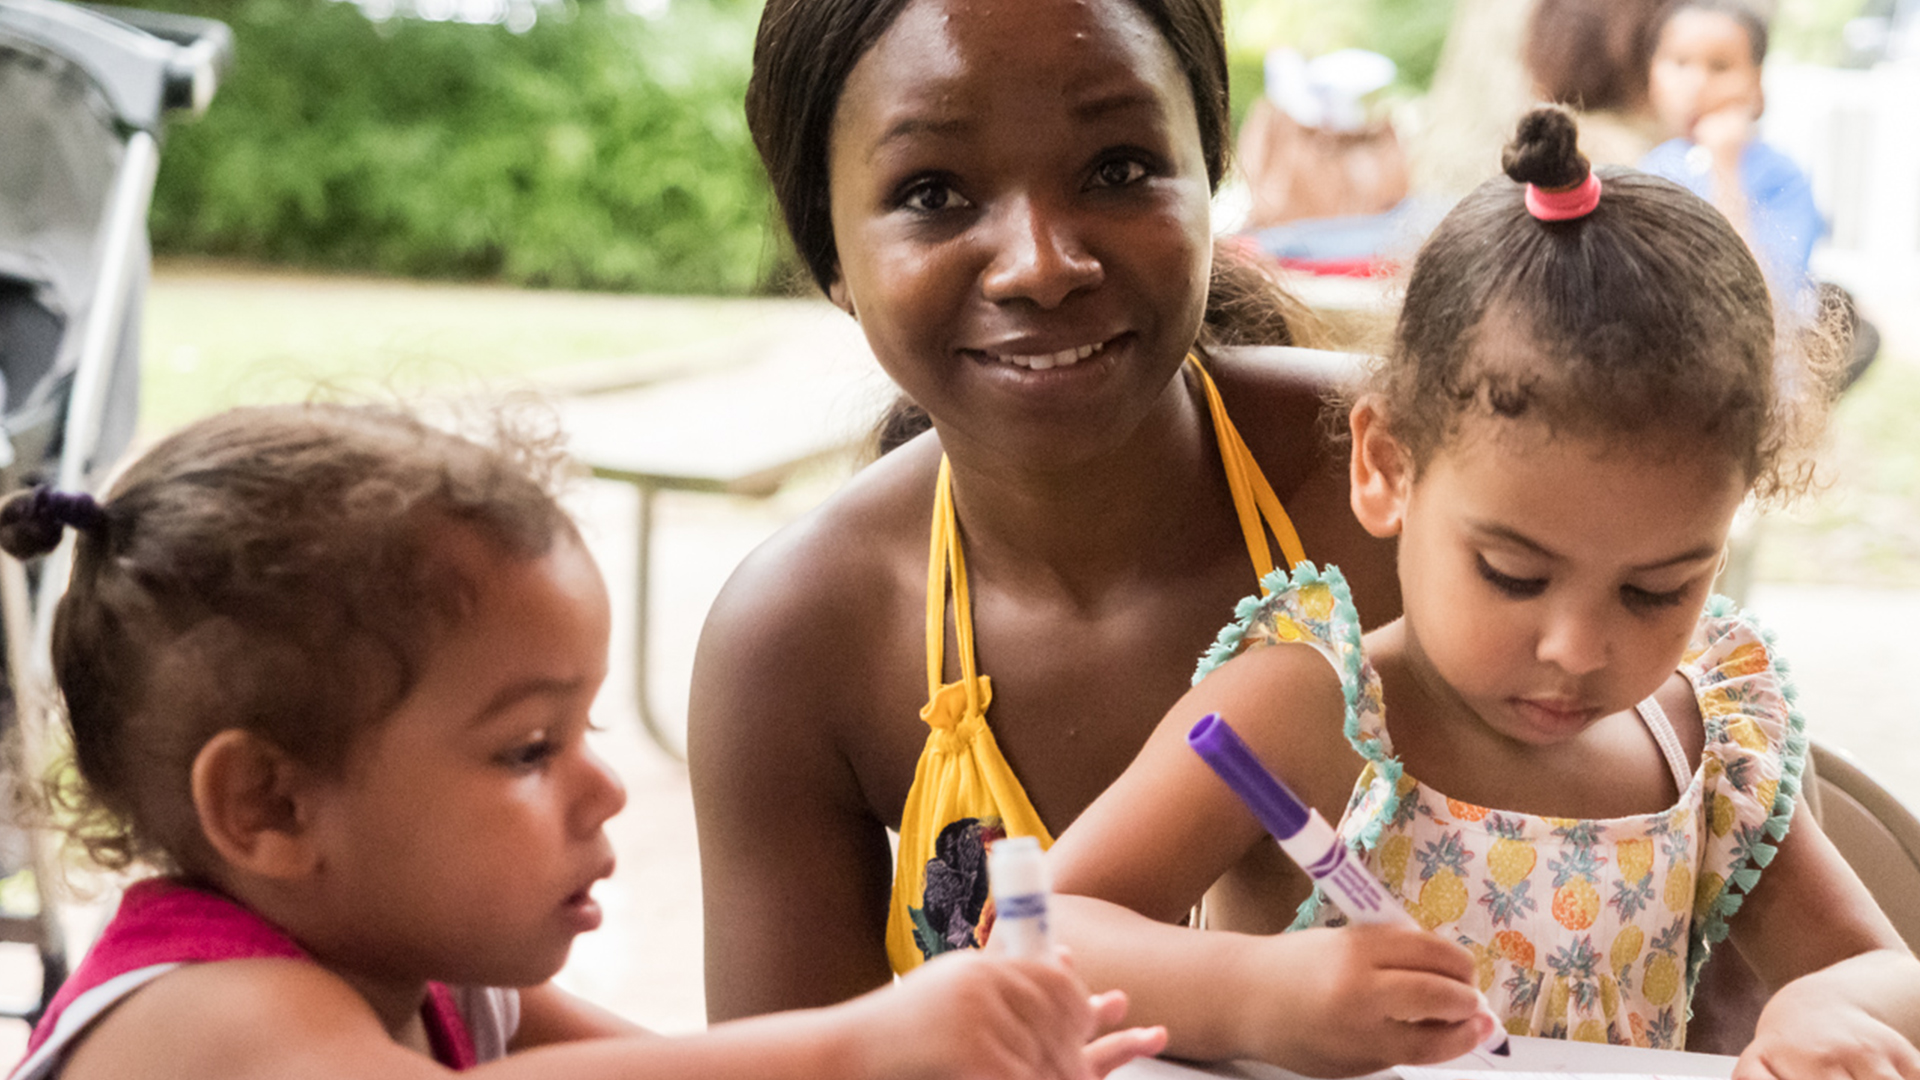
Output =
[{"x1": 15, "y1": 878, "x2": 484, "y2": 1077}]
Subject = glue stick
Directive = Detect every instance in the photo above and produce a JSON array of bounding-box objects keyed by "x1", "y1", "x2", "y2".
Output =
[{"x1": 988, "y1": 835, "x2": 1052, "y2": 959}]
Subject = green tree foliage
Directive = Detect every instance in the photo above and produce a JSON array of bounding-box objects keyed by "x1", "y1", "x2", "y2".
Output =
[
  {"x1": 137, "y1": 0, "x2": 781, "y2": 293},
  {"x1": 1774, "y1": 0, "x2": 1874, "y2": 64}
]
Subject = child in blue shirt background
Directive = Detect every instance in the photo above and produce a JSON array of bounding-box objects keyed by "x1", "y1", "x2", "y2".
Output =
[{"x1": 1639, "y1": 0, "x2": 1825, "y2": 303}]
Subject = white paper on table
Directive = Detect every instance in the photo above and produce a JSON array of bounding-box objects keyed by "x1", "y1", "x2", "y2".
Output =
[
  {"x1": 1112, "y1": 1035, "x2": 1736, "y2": 1080},
  {"x1": 1400, "y1": 1072, "x2": 1712, "y2": 1080}
]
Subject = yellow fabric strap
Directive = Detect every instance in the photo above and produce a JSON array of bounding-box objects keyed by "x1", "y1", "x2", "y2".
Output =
[
  {"x1": 888, "y1": 363, "x2": 1306, "y2": 974},
  {"x1": 924, "y1": 458, "x2": 983, "y2": 709},
  {"x1": 889, "y1": 458, "x2": 1051, "y2": 974},
  {"x1": 1188, "y1": 354, "x2": 1308, "y2": 584}
]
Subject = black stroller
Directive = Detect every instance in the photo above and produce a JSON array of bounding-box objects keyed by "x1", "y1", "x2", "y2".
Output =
[{"x1": 0, "y1": 0, "x2": 227, "y2": 1022}]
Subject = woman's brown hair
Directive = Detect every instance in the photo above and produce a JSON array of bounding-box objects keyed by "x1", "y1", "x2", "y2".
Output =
[{"x1": 1525, "y1": 0, "x2": 1670, "y2": 113}]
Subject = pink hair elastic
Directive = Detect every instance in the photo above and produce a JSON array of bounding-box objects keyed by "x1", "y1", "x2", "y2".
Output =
[{"x1": 1524, "y1": 172, "x2": 1602, "y2": 221}]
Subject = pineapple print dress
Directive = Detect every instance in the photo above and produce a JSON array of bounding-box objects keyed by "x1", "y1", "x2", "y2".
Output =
[{"x1": 1193, "y1": 563, "x2": 1808, "y2": 1049}]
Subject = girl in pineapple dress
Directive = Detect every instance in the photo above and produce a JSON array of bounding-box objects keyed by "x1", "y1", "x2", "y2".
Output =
[
  {"x1": 1044, "y1": 106, "x2": 1920, "y2": 1079},
  {"x1": 1207, "y1": 566, "x2": 1790, "y2": 1051}
]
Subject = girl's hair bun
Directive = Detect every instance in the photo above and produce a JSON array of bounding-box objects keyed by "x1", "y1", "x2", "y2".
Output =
[
  {"x1": 1501, "y1": 105, "x2": 1590, "y2": 190},
  {"x1": 0, "y1": 487, "x2": 108, "y2": 560}
]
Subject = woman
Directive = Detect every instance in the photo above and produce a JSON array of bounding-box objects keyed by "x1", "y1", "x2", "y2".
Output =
[
  {"x1": 1524, "y1": 0, "x2": 1670, "y2": 166},
  {"x1": 688, "y1": 0, "x2": 1400, "y2": 1021}
]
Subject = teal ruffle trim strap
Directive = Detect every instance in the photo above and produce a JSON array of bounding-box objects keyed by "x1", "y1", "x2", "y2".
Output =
[
  {"x1": 1187, "y1": 562, "x2": 1404, "y2": 932},
  {"x1": 1683, "y1": 595, "x2": 1809, "y2": 1000}
]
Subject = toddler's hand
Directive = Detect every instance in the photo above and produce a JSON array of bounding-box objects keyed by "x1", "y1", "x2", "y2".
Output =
[
  {"x1": 854, "y1": 949, "x2": 1152, "y2": 1080},
  {"x1": 975, "y1": 937, "x2": 1168, "y2": 1076},
  {"x1": 1083, "y1": 988, "x2": 1167, "y2": 1077},
  {"x1": 1692, "y1": 100, "x2": 1758, "y2": 165},
  {"x1": 1739, "y1": 991, "x2": 1920, "y2": 1080},
  {"x1": 1265, "y1": 923, "x2": 1497, "y2": 1075}
]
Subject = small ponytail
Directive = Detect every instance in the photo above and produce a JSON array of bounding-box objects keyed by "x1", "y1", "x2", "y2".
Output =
[
  {"x1": 1376, "y1": 102, "x2": 1812, "y2": 501},
  {"x1": 1501, "y1": 106, "x2": 1590, "y2": 190},
  {"x1": 1503, "y1": 106, "x2": 1603, "y2": 221},
  {"x1": 1199, "y1": 237, "x2": 1328, "y2": 351},
  {"x1": 0, "y1": 486, "x2": 109, "y2": 560},
  {"x1": 870, "y1": 395, "x2": 932, "y2": 459}
]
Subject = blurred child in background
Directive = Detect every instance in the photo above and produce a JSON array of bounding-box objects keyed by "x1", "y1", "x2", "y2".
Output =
[{"x1": 1640, "y1": 0, "x2": 1824, "y2": 302}]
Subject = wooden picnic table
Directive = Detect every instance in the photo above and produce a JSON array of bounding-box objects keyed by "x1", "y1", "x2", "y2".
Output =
[{"x1": 556, "y1": 312, "x2": 887, "y2": 757}]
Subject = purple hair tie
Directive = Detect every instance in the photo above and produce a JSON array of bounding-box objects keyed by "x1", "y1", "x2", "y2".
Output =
[{"x1": 32, "y1": 486, "x2": 109, "y2": 537}]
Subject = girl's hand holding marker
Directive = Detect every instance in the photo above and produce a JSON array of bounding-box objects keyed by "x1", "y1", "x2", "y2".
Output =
[{"x1": 1189, "y1": 714, "x2": 1510, "y2": 1062}]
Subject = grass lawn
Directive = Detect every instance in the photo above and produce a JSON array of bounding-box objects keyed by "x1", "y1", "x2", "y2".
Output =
[
  {"x1": 140, "y1": 259, "x2": 1920, "y2": 588},
  {"x1": 140, "y1": 260, "x2": 831, "y2": 434},
  {"x1": 1758, "y1": 351, "x2": 1920, "y2": 586}
]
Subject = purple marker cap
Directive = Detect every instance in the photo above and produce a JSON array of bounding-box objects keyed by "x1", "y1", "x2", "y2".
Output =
[{"x1": 1188, "y1": 713, "x2": 1310, "y2": 841}]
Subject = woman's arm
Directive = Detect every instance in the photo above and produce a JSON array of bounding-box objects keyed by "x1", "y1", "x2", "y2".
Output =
[
  {"x1": 1049, "y1": 643, "x2": 1491, "y2": 1071},
  {"x1": 1724, "y1": 801, "x2": 1920, "y2": 1078},
  {"x1": 687, "y1": 529, "x2": 900, "y2": 1022}
]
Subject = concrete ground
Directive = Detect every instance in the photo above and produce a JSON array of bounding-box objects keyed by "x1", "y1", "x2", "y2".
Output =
[{"x1": 0, "y1": 267, "x2": 1915, "y2": 1061}]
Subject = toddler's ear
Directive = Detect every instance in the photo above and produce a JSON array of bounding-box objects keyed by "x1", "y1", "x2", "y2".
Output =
[
  {"x1": 191, "y1": 729, "x2": 322, "y2": 882},
  {"x1": 1349, "y1": 398, "x2": 1412, "y2": 539}
]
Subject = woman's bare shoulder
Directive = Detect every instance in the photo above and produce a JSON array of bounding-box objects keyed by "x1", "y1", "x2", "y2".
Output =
[
  {"x1": 701, "y1": 436, "x2": 936, "y2": 657},
  {"x1": 1203, "y1": 344, "x2": 1362, "y2": 476},
  {"x1": 1203, "y1": 344, "x2": 1401, "y2": 624},
  {"x1": 688, "y1": 434, "x2": 938, "y2": 771},
  {"x1": 687, "y1": 436, "x2": 936, "y2": 973},
  {"x1": 1210, "y1": 342, "x2": 1370, "y2": 391}
]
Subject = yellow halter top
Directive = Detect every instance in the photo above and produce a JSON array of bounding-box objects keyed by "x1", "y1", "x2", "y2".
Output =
[{"x1": 886, "y1": 355, "x2": 1308, "y2": 973}]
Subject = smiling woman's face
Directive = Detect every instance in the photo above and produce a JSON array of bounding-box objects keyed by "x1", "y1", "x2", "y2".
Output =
[{"x1": 824, "y1": 0, "x2": 1215, "y2": 466}]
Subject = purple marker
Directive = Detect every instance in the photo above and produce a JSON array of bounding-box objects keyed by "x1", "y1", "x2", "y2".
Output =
[{"x1": 1187, "y1": 712, "x2": 1510, "y2": 1058}]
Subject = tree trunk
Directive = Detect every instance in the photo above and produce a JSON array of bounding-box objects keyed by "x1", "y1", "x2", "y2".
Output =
[{"x1": 1409, "y1": 0, "x2": 1540, "y2": 198}]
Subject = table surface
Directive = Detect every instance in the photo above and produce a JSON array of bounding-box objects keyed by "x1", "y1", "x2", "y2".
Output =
[
  {"x1": 1114, "y1": 1035, "x2": 1737, "y2": 1080},
  {"x1": 557, "y1": 311, "x2": 886, "y2": 491}
]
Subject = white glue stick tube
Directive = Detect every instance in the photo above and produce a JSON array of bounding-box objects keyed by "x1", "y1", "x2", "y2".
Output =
[{"x1": 988, "y1": 836, "x2": 1052, "y2": 959}]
